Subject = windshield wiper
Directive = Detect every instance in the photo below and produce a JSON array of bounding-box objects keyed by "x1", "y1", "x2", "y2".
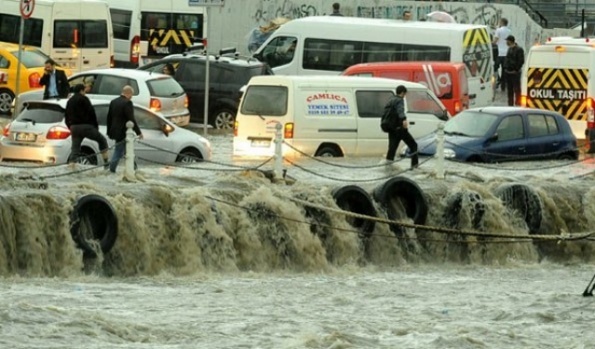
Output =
[
  {"x1": 445, "y1": 131, "x2": 470, "y2": 137},
  {"x1": 20, "y1": 118, "x2": 36, "y2": 125}
]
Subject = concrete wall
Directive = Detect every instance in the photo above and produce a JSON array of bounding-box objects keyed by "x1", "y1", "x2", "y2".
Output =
[{"x1": 206, "y1": 0, "x2": 576, "y2": 54}]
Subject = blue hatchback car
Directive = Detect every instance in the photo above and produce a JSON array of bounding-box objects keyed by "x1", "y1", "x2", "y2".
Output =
[{"x1": 408, "y1": 107, "x2": 579, "y2": 162}]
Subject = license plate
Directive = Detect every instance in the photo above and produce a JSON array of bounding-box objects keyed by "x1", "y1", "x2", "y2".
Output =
[
  {"x1": 251, "y1": 139, "x2": 271, "y2": 148},
  {"x1": 15, "y1": 132, "x2": 36, "y2": 142}
]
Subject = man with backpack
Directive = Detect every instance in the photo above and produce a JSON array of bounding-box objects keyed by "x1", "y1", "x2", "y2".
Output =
[{"x1": 380, "y1": 85, "x2": 418, "y2": 169}]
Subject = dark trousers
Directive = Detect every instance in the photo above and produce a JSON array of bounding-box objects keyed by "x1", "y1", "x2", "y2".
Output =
[
  {"x1": 70, "y1": 124, "x2": 108, "y2": 162},
  {"x1": 494, "y1": 56, "x2": 507, "y2": 89},
  {"x1": 506, "y1": 72, "x2": 521, "y2": 106},
  {"x1": 386, "y1": 128, "x2": 418, "y2": 168}
]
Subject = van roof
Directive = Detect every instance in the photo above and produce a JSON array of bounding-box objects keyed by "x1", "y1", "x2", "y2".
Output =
[
  {"x1": 247, "y1": 75, "x2": 430, "y2": 89},
  {"x1": 279, "y1": 16, "x2": 488, "y2": 32},
  {"x1": 344, "y1": 61, "x2": 467, "y2": 72}
]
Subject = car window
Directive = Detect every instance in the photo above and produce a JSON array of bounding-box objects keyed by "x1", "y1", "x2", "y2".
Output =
[
  {"x1": 146, "y1": 77, "x2": 185, "y2": 97},
  {"x1": 96, "y1": 75, "x2": 139, "y2": 96},
  {"x1": 216, "y1": 66, "x2": 236, "y2": 83},
  {"x1": 406, "y1": 90, "x2": 447, "y2": 120},
  {"x1": 356, "y1": 90, "x2": 394, "y2": 118},
  {"x1": 69, "y1": 74, "x2": 98, "y2": 93},
  {"x1": 0, "y1": 54, "x2": 9, "y2": 69},
  {"x1": 134, "y1": 107, "x2": 162, "y2": 130},
  {"x1": 496, "y1": 114, "x2": 524, "y2": 141},
  {"x1": 10, "y1": 49, "x2": 48, "y2": 68},
  {"x1": 94, "y1": 104, "x2": 109, "y2": 125},
  {"x1": 546, "y1": 114, "x2": 560, "y2": 135},
  {"x1": 260, "y1": 36, "x2": 297, "y2": 68},
  {"x1": 527, "y1": 113, "x2": 549, "y2": 138},
  {"x1": 241, "y1": 86, "x2": 287, "y2": 116},
  {"x1": 17, "y1": 103, "x2": 64, "y2": 123},
  {"x1": 176, "y1": 61, "x2": 204, "y2": 83}
]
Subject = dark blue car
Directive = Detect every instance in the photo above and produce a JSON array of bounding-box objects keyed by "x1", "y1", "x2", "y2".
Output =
[{"x1": 408, "y1": 107, "x2": 579, "y2": 162}]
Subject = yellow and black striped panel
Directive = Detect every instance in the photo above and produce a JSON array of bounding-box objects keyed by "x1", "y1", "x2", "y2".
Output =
[
  {"x1": 462, "y1": 28, "x2": 492, "y2": 83},
  {"x1": 148, "y1": 29, "x2": 195, "y2": 48},
  {"x1": 526, "y1": 68, "x2": 588, "y2": 120}
]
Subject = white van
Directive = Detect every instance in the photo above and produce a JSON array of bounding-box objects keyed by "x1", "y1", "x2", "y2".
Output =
[
  {"x1": 233, "y1": 75, "x2": 449, "y2": 158},
  {"x1": 253, "y1": 16, "x2": 493, "y2": 108},
  {"x1": 521, "y1": 36, "x2": 594, "y2": 140},
  {"x1": 105, "y1": 0, "x2": 205, "y2": 67},
  {"x1": 0, "y1": 0, "x2": 114, "y2": 72}
]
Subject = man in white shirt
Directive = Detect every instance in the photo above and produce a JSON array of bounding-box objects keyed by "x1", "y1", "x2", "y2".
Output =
[{"x1": 492, "y1": 18, "x2": 512, "y2": 91}]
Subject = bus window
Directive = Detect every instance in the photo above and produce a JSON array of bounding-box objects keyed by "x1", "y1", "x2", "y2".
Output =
[
  {"x1": 54, "y1": 21, "x2": 78, "y2": 48},
  {"x1": 363, "y1": 42, "x2": 399, "y2": 62},
  {"x1": 0, "y1": 14, "x2": 43, "y2": 47},
  {"x1": 303, "y1": 38, "x2": 362, "y2": 71},
  {"x1": 261, "y1": 36, "x2": 297, "y2": 68},
  {"x1": 141, "y1": 12, "x2": 203, "y2": 57},
  {"x1": 401, "y1": 44, "x2": 450, "y2": 61},
  {"x1": 110, "y1": 9, "x2": 132, "y2": 41},
  {"x1": 82, "y1": 21, "x2": 108, "y2": 48},
  {"x1": 54, "y1": 20, "x2": 108, "y2": 48}
]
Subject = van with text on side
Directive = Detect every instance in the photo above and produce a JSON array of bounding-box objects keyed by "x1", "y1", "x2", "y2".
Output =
[
  {"x1": 521, "y1": 36, "x2": 595, "y2": 141},
  {"x1": 342, "y1": 61, "x2": 470, "y2": 116},
  {"x1": 105, "y1": 0, "x2": 206, "y2": 68},
  {"x1": 253, "y1": 16, "x2": 493, "y2": 109},
  {"x1": 233, "y1": 75, "x2": 449, "y2": 158},
  {"x1": 0, "y1": 0, "x2": 114, "y2": 73}
]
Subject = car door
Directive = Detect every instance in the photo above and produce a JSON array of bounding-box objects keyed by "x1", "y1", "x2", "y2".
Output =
[
  {"x1": 132, "y1": 107, "x2": 177, "y2": 163},
  {"x1": 525, "y1": 112, "x2": 563, "y2": 159},
  {"x1": 175, "y1": 60, "x2": 206, "y2": 122},
  {"x1": 0, "y1": 53, "x2": 13, "y2": 113},
  {"x1": 484, "y1": 114, "x2": 527, "y2": 161}
]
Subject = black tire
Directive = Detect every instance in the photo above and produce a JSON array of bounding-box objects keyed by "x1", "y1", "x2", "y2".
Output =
[
  {"x1": 331, "y1": 185, "x2": 377, "y2": 238},
  {"x1": 315, "y1": 145, "x2": 342, "y2": 157},
  {"x1": 557, "y1": 153, "x2": 576, "y2": 160},
  {"x1": 70, "y1": 194, "x2": 118, "y2": 258},
  {"x1": 443, "y1": 190, "x2": 485, "y2": 229},
  {"x1": 373, "y1": 176, "x2": 428, "y2": 236},
  {"x1": 0, "y1": 88, "x2": 14, "y2": 114},
  {"x1": 211, "y1": 108, "x2": 235, "y2": 130},
  {"x1": 72, "y1": 148, "x2": 98, "y2": 165},
  {"x1": 495, "y1": 184, "x2": 542, "y2": 233},
  {"x1": 176, "y1": 147, "x2": 203, "y2": 163}
]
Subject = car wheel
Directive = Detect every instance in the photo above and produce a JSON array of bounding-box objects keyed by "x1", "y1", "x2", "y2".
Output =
[
  {"x1": 315, "y1": 145, "x2": 342, "y2": 157},
  {"x1": 211, "y1": 108, "x2": 235, "y2": 130},
  {"x1": 72, "y1": 149, "x2": 98, "y2": 165},
  {"x1": 176, "y1": 148, "x2": 203, "y2": 163},
  {"x1": 0, "y1": 89, "x2": 15, "y2": 115},
  {"x1": 557, "y1": 153, "x2": 575, "y2": 160}
]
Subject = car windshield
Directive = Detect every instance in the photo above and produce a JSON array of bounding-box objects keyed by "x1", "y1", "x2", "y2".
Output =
[
  {"x1": 250, "y1": 65, "x2": 274, "y2": 76},
  {"x1": 17, "y1": 103, "x2": 65, "y2": 123},
  {"x1": 241, "y1": 86, "x2": 288, "y2": 116},
  {"x1": 146, "y1": 77, "x2": 185, "y2": 98},
  {"x1": 444, "y1": 111, "x2": 498, "y2": 137},
  {"x1": 9, "y1": 49, "x2": 49, "y2": 68}
]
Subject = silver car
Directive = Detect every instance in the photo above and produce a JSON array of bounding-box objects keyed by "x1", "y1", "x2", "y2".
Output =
[
  {"x1": 14, "y1": 69, "x2": 191, "y2": 126},
  {"x1": 0, "y1": 99, "x2": 211, "y2": 165}
]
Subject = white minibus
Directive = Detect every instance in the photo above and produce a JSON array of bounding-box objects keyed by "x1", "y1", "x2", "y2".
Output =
[
  {"x1": 105, "y1": 0, "x2": 206, "y2": 67},
  {"x1": 253, "y1": 16, "x2": 493, "y2": 108},
  {"x1": 0, "y1": 0, "x2": 114, "y2": 72}
]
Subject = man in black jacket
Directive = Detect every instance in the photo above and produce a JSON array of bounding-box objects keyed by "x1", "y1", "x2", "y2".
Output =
[
  {"x1": 106, "y1": 85, "x2": 143, "y2": 173},
  {"x1": 382, "y1": 85, "x2": 418, "y2": 169},
  {"x1": 504, "y1": 35, "x2": 525, "y2": 106},
  {"x1": 39, "y1": 59, "x2": 69, "y2": 99},
  {"x1": 65, "y1": 84, "x2": 109, "y2": 166}
]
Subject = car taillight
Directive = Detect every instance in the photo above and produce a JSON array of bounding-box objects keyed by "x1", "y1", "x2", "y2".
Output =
[
  {"x1": 586, "y1": 98, "x2": 595, "y2": 129},
  {"x1": 520, "y1": 95, "x2": 527, "y2": 107},
  {"x1": 150, "y1": 98, "x2": 161, "y2": 112},
  {"x1": 184, "y1": 95, "x2": 188, "y2": 108},
  {"x1": 202, "y1": 38, "x2": 208, "y2": 48},
  {"x1": 110, "y1": 55, "x2": 115, "y2": 68},
  {"x1": 284, "y1": 122, "x2": 294, "y2": 139},
  {"x1": 131, "y1": 35, "x2": 140, "y2": 65},
  {"x1": 46, "y1": 126, "x2": 71, "y2": 140},
  {"x1": 29, "y1": 72, "x2": 41, "y2": 88},
  {"x1": 3, "y1": 123, "x2": 10, "y2": 137},
  {"x1": 454, "y1": 101, "x2": 461, "y2": 113}
]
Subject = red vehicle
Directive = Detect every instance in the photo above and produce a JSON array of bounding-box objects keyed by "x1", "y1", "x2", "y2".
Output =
[{"x1": 343, "y1": 61, "x2": 470, "y2": 116}]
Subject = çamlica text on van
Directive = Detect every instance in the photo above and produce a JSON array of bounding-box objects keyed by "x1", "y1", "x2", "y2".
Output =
[{"x1": 528, "y1": 89, "x2": 586, "y2": 100}]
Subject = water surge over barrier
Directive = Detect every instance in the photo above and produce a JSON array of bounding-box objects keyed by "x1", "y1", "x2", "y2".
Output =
[{"x1": 0, "y1": 170, "x2": 594, "y2": 277}]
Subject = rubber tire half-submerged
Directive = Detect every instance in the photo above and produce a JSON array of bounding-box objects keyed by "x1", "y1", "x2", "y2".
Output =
[
  {"x1": 70, "y1": 194, "x2": 118, "y2": 258},
  {"x1": 373, "y1": 176, "x2": 428, "y2": 235},
  {"x1": 331, "y1": 185, "x2": 377, "y2": 238},
  {"x1": 494, "y1": 184, "x2": 543, "y2": 234}
]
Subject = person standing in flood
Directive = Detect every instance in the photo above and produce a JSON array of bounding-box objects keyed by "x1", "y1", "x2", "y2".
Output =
[
  {"x1": 504, "y1": 35, "x2": 525, "y2": 106},
  {"x1": 106, "y1": 85, "x2": 143, "y2": 173},
  {"x1": 492, "y1": 18, "x2": 512, "y2": 91},
  {"x1": 330, "y1": 3, "x2": 343, "y2": 16},
  {"x1": 381, "y1": 85, "x2": 418, "y2": 169}
]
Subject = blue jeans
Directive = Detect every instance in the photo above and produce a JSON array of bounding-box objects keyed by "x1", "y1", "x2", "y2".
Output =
[{"x1": 109, "y1": 142, "x2": 126, "y2": 173}]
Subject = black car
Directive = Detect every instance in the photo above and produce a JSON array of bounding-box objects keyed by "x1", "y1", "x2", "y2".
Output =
[{"x1": 139, "y1": 51, "x2": 273, "y2": 129}]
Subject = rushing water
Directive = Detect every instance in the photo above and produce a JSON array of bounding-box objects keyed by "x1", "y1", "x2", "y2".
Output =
[{"x1": 2, "y1": 92, "x2": 595, "y2": 348}]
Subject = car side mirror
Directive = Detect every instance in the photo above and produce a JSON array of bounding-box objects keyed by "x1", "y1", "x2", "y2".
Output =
[
  {"x1": 162, "y1": 123, "x2": 174, "y2": 136},
  {"x1": 488, "y1": 133, "x2": 499, "y2": 142},
  {"x1": 436, "y1": 109, "x2": 449, "y2": 121}
]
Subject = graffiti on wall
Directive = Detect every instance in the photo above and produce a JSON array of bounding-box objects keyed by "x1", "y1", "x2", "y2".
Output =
[{"x1": 253, "y1": 0, "x2": 320, "y2": 23}]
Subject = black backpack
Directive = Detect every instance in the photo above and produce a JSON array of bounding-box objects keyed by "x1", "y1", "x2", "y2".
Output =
[{"x1": 380, "y1": 99, "x2": 396, "y2": 133}]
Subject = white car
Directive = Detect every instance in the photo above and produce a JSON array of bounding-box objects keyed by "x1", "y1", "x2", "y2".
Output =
[
  {"x1": 14, "y1": 69, "x2": 191, "y2": 126},
  {"x1": 0, "y1": 99, "x2": 211, "y2": 165}
]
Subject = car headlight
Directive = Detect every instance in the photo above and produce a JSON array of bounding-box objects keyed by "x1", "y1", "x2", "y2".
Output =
[{"x1": 443, "y1": 148, "x2": 456, "y2": 158}]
